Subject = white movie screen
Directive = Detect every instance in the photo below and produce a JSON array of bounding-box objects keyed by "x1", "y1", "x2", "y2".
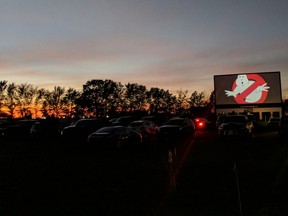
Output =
[{"x1": 214, "y1": 72, "x2": 281, "y2": 106}]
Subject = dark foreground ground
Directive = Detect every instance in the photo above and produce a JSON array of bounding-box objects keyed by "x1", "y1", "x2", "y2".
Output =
[
  {"x1": 1, "y1": 129, "x2": 288, "y2": 216},
  {"x1": 162, "y1": 131, "x2": 288, "y2": 216}
]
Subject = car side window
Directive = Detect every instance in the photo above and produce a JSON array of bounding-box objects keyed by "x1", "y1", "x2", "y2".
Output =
[
  {"x1": 144, "y1": 122, "x2": 149, "y2": 126},
  {"x1": 118, "y1": 127, "x2": 131, "y2": 134},
  {"x1": 183, "y1": 120, "x2": 189, "y2": 126}
]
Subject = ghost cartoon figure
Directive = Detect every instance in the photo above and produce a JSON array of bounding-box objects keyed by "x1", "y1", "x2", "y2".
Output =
[{"x1": 225, "y1": 74, "x2": 270, "y2": 103}]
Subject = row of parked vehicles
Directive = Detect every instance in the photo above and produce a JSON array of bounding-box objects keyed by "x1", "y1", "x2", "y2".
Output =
[
  {"x1": 216, "y1": 114, "x2": 254, "y2": 139},
  {"x1": 267, "y1": 116, "x2": 288, "y2": 139},
  {"x1": 2, "y1": 113, "x2": 285, "y2": 146},
  {"x1": 215, "y1": 113, "x2": 288, "y2": 140},
  {"x1": 63, "y1": 116, "x2": 199, "y2": 149},
  {"x1": 0, "y1": 115, "x2": 207, "y2": 150},
  {"x1": 7, "y1": 112, "x2": 278, "y2": 147}
]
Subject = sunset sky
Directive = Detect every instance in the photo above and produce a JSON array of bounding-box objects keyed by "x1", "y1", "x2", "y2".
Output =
[{"x1": 1, "y1": 0, "x2": 288, "y2": 98}]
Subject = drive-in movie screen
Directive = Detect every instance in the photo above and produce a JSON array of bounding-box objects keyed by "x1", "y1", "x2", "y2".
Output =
[{"x1": 214, "y1": 71, "x2": 281, "y2": 106}]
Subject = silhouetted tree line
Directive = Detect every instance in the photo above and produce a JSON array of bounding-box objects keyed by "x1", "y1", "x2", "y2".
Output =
[{"x1": 0, "y1": 79, "x2": 214, "y2": 119}]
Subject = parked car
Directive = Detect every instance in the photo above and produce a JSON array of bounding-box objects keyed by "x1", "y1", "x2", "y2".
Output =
[
  {"x1": 1, "y1": 119, "x2": 39, "y2": 141},
  {"x1": 30, "y1": 119, "x2": 62, "y2": 141},
  {"x1": 278, "y1": 116, "x2": 288, "y2": 139},
  {"x1": 87, "y1": 126, "x2": 142, "y2": 150},
  {"x1": 266, "y1": 117, "x2": 281, "y2": 131},
  {"x1": 61, "y1": 118, "x2": 109, "y2": 143},
  {"x1": 158, "y1": 117, "x2": 196, "y2": 141},
  {"x1": 217, "y1": 114, "x2": 254, "y2": 138},
  {"x1": 216, "y1": 115, "x2": 227, "y2": 129},
  {"x1": 0, "y1": 120, "x2": 12, "y2": 140},
  {"x1": 0, "y1": 119, "x2": 9, "y2": 127},
  {"x1": 128, "y1": 120, "x2": 159, "y2": 142}
]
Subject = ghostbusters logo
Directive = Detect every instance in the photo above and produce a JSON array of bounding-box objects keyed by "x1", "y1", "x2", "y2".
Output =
[{"x1": 225, "y1": 74, "x2": 270, "y2": 104}]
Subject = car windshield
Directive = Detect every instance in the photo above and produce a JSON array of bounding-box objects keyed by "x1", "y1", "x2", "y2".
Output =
[
  {"x1": 116, "y1": 116, "x2": 133, "y2": 121},
  {"x1": 96, "y1": 127, "x2": 118, "y2": 133},
  {"x1": 223, "y1": 116, "x2": 246, "y2": 123},
  {"x1": 74, "y1": 119, "x2": 96, "y2": 126},
  {"x1": 217, "y1": 115, "x2": 226, "y2": 121}
]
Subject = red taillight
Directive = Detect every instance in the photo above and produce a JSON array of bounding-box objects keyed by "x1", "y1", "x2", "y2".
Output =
[
  {"x1": 138, "y1": 132, "x2": 143, "y2": 143},
  {"x1": 198, "y1": 122, "x2": 204, "y2": 127}
]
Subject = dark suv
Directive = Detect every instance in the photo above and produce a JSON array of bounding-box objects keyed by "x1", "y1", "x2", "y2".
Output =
[
  {"x1": 278, "y1": 116, "x2": 288, "y2": 139},
  {"x1": 217, "y1": 114, "x2": 254, "y2": 138},
  {"x1": 158, "y1": 117, "x2": 196, "y2": 140},
  {"x1": 61, "y1": 118, "x2": 109, "y2": 143}
]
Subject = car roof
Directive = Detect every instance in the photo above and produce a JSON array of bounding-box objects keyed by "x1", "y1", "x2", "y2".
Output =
[{"x1": 170, "y1": 117, "x2": 188, "y2": 120}]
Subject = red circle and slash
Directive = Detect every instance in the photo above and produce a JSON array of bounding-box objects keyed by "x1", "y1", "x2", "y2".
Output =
[{"x1": 232, "y1": 74, "x2": 268, "y2": 104}]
